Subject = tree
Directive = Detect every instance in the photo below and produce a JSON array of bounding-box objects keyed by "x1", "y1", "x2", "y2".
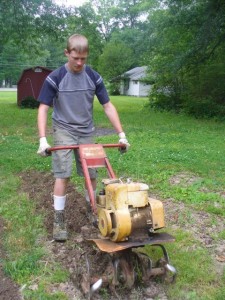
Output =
[
  {"x1": 110, "y1": 0, "x2": 156, "y2": 28},
  {"x1": 0, "y1": 0, "x2": 67, "y2": 50},
  {"x1": 0, "y1": 0, "x2": 69, "y2": 85},
  {"x1": 98, "y1": 41, "x2": 135, "y2": 94},
  {"x1": 146, "y1": 0, "x2": 225, "y2": 118}
]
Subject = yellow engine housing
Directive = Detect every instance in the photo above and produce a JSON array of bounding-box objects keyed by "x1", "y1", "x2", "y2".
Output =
[{"x1": 97, "y1": 181, "x2": 165, "y2": 242}]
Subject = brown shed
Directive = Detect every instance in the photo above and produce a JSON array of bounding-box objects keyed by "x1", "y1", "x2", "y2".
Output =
[{"x1": 17, "y1": 66, "x2": 52, "y2": 106}]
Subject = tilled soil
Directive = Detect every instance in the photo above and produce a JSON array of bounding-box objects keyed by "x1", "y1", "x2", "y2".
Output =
[
  {"x1": 18, "y1": 170, "x2": 168, "y2": 300},
  {"x1": 18, "y1": 170, "x2": 225, "y2": 299}
]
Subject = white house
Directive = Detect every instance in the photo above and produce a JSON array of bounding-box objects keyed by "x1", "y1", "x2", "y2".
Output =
[{"x1": 119, "y1": 66, "x2": 151, "y2": 97}]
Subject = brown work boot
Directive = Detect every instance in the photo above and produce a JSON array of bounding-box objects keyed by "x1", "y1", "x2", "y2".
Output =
[{"x1": 53, "y1": 210, "x2": 68, "y2": 241}]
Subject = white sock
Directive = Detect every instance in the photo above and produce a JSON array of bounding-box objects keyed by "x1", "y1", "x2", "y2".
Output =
[
  {"x1": 53, "y1": 195, "x2": 66, "y2": 210},
  {"x1": 85, "y1": 189, "x2": 96, "y2": 203}
]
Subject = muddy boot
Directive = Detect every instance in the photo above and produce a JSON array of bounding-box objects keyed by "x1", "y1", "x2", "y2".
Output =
[{"x1": 53, "y1": 210, "x2": 68, "y2": 241}]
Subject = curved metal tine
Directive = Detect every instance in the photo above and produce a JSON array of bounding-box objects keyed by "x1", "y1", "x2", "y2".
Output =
[
  {"x1": 151, "y1": 244, "x2": 170, "y2": 263},
  {"x1": 111, "y1": 257, "x2": 123, "y2": 299},
  {"x1": 90, "y1": 279, "x2": 103, "y2": 298},
  {"x1": 137, "y1": 251, "x2": 153, "y2": 271},
  {"x1": 165, "y1": 263, "x2": 176, "y2": 274},
  {"x1": 85, "y1": 254, "x2": 91, "y2": 300},
  {"x1": 166, "y1": 263, "x2": 177, "y2": 281},
  {"x1": 86, "y1": 253, "x2": 103, "y2": 298},
  {"x1": 112, "y1": 257, "x2": 120, "y2": 284}
]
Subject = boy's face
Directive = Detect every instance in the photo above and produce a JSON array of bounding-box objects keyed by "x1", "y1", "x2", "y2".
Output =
[{"x1": 65, "y1": 49, "x2": 88, "y2": 72}]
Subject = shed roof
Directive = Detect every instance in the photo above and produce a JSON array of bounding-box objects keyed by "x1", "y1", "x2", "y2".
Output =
[
  {"x1": 17, "y1": 66, "x2": 52, "y2": 84},
  {"x1": 121, "y1": 66, "x2": 148, "y2": 80}
]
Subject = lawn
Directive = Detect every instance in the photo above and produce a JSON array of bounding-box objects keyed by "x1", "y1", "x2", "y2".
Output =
[{"x1": 0, "y1": 91, "x2": 224, "y2": 299}]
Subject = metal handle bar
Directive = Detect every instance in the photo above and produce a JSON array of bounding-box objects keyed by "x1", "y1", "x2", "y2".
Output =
[{"x1": 46, "y1": 143, "x2": 125, "y2": 154}]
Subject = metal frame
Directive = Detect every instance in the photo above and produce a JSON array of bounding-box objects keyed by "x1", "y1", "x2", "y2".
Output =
[{"x1": 47, "y1": 143, "x2": 123, "y2": 213}]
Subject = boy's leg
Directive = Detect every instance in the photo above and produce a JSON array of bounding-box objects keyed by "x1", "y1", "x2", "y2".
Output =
[
  {"x1": 53, "y1": 178, "x2": 69, "y2": 241},
  {"x1": 52, "y1": 126, "x2": 75, "y2": 241}
]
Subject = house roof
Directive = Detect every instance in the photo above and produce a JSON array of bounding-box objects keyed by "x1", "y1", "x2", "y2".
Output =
[{"x1": 121, "y1": 66, "x2": 148, "y2": 80}]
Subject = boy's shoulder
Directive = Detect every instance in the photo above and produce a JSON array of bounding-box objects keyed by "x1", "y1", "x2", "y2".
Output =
[
  {"x1": 85, "y1": 65, "x2": 102, "y2": 85},
  {"x1": 49, "y1": 65, "x2": 67, "y2": 78}
]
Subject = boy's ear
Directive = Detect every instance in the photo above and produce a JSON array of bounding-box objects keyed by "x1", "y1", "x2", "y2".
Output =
[{"x1": 64, "y1": 49, "x2": 69, "y2": 57}]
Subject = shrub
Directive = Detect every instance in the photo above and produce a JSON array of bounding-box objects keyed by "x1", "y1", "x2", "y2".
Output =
[
  {"x1": 108, "y1": 82, "x2": 120, "y2": 95},
  {"x1": 148, "y1": 88, "x2": 225, "y2": 119},
  {"x1": 20, "y1": 96, "x2": 39, "y2": 109},
  {"x1": 149, "y1": 91, "x2": 183, "y2": 113},
  {"x1": 183, "y1": 96, "x2": 225, "y2": 119}
]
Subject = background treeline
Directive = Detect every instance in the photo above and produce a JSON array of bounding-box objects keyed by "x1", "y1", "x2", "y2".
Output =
[{"x1": 1, "y1": 0, "x2": 225, "y2": 118}]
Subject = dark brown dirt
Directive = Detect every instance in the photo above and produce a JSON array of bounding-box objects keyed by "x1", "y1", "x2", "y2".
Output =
[{"x1": 17, "y1": 170, "x2": 167, "y2": 299}]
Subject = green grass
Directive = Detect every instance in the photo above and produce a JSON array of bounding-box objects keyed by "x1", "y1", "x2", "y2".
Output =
[{"x1": 0, "y1": 91, "x2": 225, "y2": 299}]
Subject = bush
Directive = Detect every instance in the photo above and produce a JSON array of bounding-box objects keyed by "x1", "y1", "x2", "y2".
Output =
[
  {"x1": 149, "y1": 91, "x2": 183, "y2": 113},
  {"x1": 148, "y1": 88, "x2": 225, "y2": 120},
  {"x1": 20, "y1": 96, "x2": 39, "y2": 109},
  {"x1": 183, "y1": 96, "x2": 225, "y2": 119},
  {"x1": 108, "y1": 82, "x2": 120, "y2": 95}
]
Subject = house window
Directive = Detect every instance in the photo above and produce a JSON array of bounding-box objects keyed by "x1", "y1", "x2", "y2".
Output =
[{"x1": 133, "y1": 80, "x2": 138, "y2": 84}]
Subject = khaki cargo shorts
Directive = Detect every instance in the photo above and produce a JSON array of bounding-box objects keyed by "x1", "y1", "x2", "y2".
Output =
[{"x1": 52, "y1": 126, "x2": 97, "y2": 179}]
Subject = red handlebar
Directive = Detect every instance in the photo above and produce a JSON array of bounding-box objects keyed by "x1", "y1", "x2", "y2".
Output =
[{"x1": 46, "y1": 143, "x2": 125, "y2": 154}]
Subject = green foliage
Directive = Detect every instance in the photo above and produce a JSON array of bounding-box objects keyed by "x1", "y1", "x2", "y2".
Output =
[
  {"x1": 24, "y1": 288, "x2": 68, "y2": 300},
  {"x1": 0, "y1": 0, "x2": 68, "y2": 86},
  {"x1": 4, "y1": 250, "x2": 44, "y2": 282},
  {"x1": 108, "y1": 81, "x2": 121, "y2": 95},
  {"x1": 0, "y1": 0, "x2": 67, "y2": 47},
  {"x1": 149, "y1": 92, "x2": 225, "y2": 119},
  {"x1": 146, "y1": 0, "x2": 225, "y2": 118},
  {"x1": 183, "y1": 96, "x2": 225, "y2": 119},
  {"x1": 98, "y1": 41, "x2": 135, "y2": 81},
  {"x1": 149, "y1": 90, "x2": 183, "y2": 112},
  {"x1": 1, "y1": 0, "x2": 225, "y2": 118},
  {"x1": 89, "y1": 0, "x2": 151, "y2": 39},
  {"x1": 20, "y1": 96, "x2": 40, "y2": 109}
]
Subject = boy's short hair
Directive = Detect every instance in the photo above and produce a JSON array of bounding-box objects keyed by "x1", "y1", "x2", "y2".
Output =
[{"x1": 67, "y1": 34, "x2": 89, "y2": 53}]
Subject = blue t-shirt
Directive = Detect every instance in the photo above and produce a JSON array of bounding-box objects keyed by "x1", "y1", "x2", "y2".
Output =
[{"x1": 38, "y1": 64, "x2": 110, "y2": 135}]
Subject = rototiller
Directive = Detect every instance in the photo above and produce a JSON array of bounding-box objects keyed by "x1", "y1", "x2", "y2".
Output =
[{"x1": 47, "y1": 144, "x2": 176, "y2": 298}]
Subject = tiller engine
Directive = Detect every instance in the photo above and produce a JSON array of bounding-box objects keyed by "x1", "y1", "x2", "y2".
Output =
[
  {"x1": 47, "y1": 144, "x2": 176, "y2": 298},
  {"x1": 97, "y1": 179, "x2": 164, "y2": 242}
]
